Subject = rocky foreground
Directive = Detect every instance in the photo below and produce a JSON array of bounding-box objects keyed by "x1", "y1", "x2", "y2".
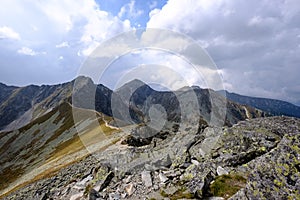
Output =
[{"x1": 3, "y1": 116, "x2": 300, "y2": 200}]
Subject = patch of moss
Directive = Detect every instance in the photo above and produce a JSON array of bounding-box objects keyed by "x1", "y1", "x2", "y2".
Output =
[
  {"x1": 209, "y1": 174, "x2": 246, "y2": 198},
  {"x1": 160, "y1": 187, "x2": 194, "y2": 200},
  {"x1": 274, "y1": 179, "x2": 283, "y2": 187},
  {"x1": 84, "y1": 183, "x2": 93, "y2": 197},
  {"x1": 259, "y1": 146, "x2": 267, "y2": 152}
]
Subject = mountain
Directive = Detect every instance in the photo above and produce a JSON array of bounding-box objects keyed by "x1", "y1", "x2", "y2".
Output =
[
  {"x1": 0, "y1": 77, "x2": 113, "y2": 131},
  {"x1": 115, "y1": 80, "x2": 265, "y2": 127},
  {"x1": 0, "y1": 77, "x2": 294, "y2": 198},
  {"x1": 219, "y1": 90, "x2": 300, "y2": 118},
  {"x1": 0, "y1": 78, "x2": 266, "y2": 132}
]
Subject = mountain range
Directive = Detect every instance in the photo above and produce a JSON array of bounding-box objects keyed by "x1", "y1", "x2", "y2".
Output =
[
  {"x1": 0, "y1": 76, "x2": 299, "y2": 199},
  {"x1": 219, "y1": 90, "x2": 300, "y2": 118}
]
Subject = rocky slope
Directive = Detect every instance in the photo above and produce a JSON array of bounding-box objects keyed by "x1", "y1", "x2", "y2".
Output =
[
  {"x1": 2, "y1": 116, "x2": 299, "y2": 199},
  {"x1": 0, "y1": 102, "x2": 122, "y2": 197}
]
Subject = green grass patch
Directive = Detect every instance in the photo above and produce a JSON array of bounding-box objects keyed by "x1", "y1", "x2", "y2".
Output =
[
  {"x1": 209, "y1": 174, "x2": 246, "y2": 198},
  {"x1": 160, "y1": 187, "x2": 195, "y2": 200}
]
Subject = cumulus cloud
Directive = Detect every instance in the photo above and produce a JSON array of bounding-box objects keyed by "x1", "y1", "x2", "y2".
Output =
[
  {"x1": 147, "y1": 0, "x2": 300, "y2": 104},
  {"x1": 17, "y1": 47, "x2": 45, "y2": 56},
  {"x1": 118, "y1": 0, "x2": 144, "y2": 19},
  {"x1": 0, "y1": 26, "x2": 20, "y2": 40},
  {"x1": 0, "y1": 0, "x2": 132, "y2": 85},
  {"x1": 55, "y1": 42, "x2": 69, "y2": 48}
]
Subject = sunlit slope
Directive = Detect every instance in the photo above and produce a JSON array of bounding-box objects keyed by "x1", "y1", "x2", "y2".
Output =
[{"x1": 0, "y1": 102, "x2": 122, "y2": 196}]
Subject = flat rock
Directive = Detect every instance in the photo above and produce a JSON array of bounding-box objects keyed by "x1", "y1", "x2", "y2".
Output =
[
  {"x1": 141, "y1": 171, "x2": 152, "y2": 187},
  {"x1": 158, "y1": 173, "x2": 168, "y2": 183},
  {"x1": 216, "y1": 166, "x2": 228, "y2": 176}
]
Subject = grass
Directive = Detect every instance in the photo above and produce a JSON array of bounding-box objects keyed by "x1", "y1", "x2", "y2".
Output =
[
  {"x1": 0, "y1": 156, "x2": 86, "y2": 199},
  {"x1": 160, "y1": 187, "x2": 195, "y2": 200},
  {"x1": 209, "y1": 174, "x2": 246, "y2": 198},
  {"x1": 0, "y1": 166, "x2": 25, "y2": 191},
  {"x1": 0, "y1": 102, "x2": 122, "y2": 198}
]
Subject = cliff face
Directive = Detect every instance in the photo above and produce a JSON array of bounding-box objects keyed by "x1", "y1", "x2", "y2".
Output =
[{"x1": 2, "y1": 116, "x2": 299, "y2": 199}]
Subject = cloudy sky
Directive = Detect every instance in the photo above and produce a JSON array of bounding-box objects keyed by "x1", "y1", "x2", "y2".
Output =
[{"x1": 0, "y1": 0, "x2": 299, "y2": 105}]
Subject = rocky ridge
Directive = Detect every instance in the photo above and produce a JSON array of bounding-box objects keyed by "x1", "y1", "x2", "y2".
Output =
[
  {"x1": 0, "y1": 77, "x2": 267, "y2": 131},
  {"x1": 3, "y1": 116, "x2": 299, "y2": 199}
]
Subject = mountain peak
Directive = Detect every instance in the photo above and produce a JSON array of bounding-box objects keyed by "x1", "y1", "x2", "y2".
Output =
[
  {"x1": 73, "y1": 76, "x2": 94, "y2": 85},
  {"x1": 115, "y1": 79, "x2": 152, "y2": 92}
]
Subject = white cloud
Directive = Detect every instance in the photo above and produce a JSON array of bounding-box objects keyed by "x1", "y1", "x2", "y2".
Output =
[
  {"x1": 17, "y1": 47, "x2": 45, "y2": 56},
  {"x1": 149, "y1": 8, "x2": 160, "y2": 18},
  {"x1": 0, "y1": 26, "x2": 20, "y2": 40},
  {"x1": 146, "y1": 0, "x2": 300, "y2": 104},
  {"x1": 0, "y1": 0, "x2": 133, "y2": 85},
  {"x1": 118, "y1": 0, "x2": 143, "y2": 19},
  {"x1": 248, "y1": 16, "x2": 263, "y2": 26},
  {"x1": 55, "y1": 42, "x2": 69, "y2": 48}
]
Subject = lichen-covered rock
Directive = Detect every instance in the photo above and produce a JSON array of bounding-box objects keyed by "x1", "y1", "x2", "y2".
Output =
[{"x1": 181, "y1": 163, "x2": 216, "y2": 198}]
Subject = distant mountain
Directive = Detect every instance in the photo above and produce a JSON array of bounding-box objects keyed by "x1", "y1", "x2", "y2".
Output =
[
  {"x1": 0, "y1": 77, "x2": 265, "y2": 131},
  {"x1": 115, "y1": 79, "x2": 265, "y2": 127},
  {"x1": 219, "y1": 90, "x2": 300, "y2": 118},
  {"x1": 0, "y1": 77, "x2": 113, "y2": 131}
]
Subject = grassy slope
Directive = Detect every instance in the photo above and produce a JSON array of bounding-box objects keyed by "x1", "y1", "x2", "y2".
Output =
[{"x1": 0, "y1": 102, "x2": 122, "y2": 197}]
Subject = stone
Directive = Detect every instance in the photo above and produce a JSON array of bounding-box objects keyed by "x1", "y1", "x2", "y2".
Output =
[
  {"x1": 191, "y1": 159, "x2": 200, "y2": 166},
  {"x1": 125, "y1": 183, "x2": 134, "y2": 196},
  {"x1": 123, "y1": 175, "x2": 132, "y2": 184},
  {"x1": 70, "y1": 192, "x2": 84, "y2": 200},
  {"x1": 109, "y1": 193, "x2": 120, "y2": 200},
  {"x1": 207, "y1": 197, "x2": 225, "y2": 200},
  {"x1": 216, "y1": 166, "x2": 228, "y2": 176},
  {"x1": 228, "y1": 188, "x2": 248, "y2": 200},
  {"x1": 182, "y1": 164, "x2": 215, "y2": 199},
  {"x1": 73, "y1": 174, "x2": 93, "y2": 190},
  {"x1": 141, "y1": 171, "x2": 153, "y2": 187},
  {"x1": 89, "y1": 189, "x2": 100, "y2": 200},
  {"x1": 163, "y1": 169, "x2": 181, "y2": 178},
  {"x1": 94, "y1": 171, "x2": 114, "y2": 192},
  {"x1": 158, "y1": 173, "x2": 168, "y2": 183}
]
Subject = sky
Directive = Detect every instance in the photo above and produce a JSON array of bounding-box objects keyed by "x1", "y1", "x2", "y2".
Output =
[{"x1": 0, "y1": 0, "x2": 299, "y2": 105}]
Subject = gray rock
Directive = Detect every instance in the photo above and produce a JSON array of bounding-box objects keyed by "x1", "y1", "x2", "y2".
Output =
[
  {"x1": 191, "y1": 159, "x2": 200, "y2": 166},
  {"x1": 141, "y1": 171, "x2": 152, "y2": 187},
  {"x1": 163, "y1": 169, "x2": 181, "y2": 178},
  {"x1": 69, "y1": 192, "x2": 84, "y2": 200},
  {"x1": 94, "y1": 171, "x2": 114, "y2": 192},
  {"x1": 109, "y1": 193, "x2": 120, "y2": 200},
  {"x1": 158, "y1": 173, "x2": 168, "y2": 183},
  {"x1": 124, "y1": 183, "x2": 134, "y2": 196},
  {"x1": 89, "y1": 189, "x2": 100, "y2": 200},
  {"x1": 182, "y1": 164, "x2": 215, "y2": 199},
  {"x1": 228, "y1": 188, "x2": 247, "y2": 200},
  {"x1": 216, "y1": 166, "x2": 228, "y2": 176},
  {"x1": 207, "y1": 197, "x2": 225, "y2": 200}
]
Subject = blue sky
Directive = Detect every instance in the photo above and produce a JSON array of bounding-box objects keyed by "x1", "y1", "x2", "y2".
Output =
[
  {"x1": 96, "y1": 0, "x2": 167, "y2": 27},
  {"x1": 0, "y1": 0, "x2": 299, "y2": 105}
]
